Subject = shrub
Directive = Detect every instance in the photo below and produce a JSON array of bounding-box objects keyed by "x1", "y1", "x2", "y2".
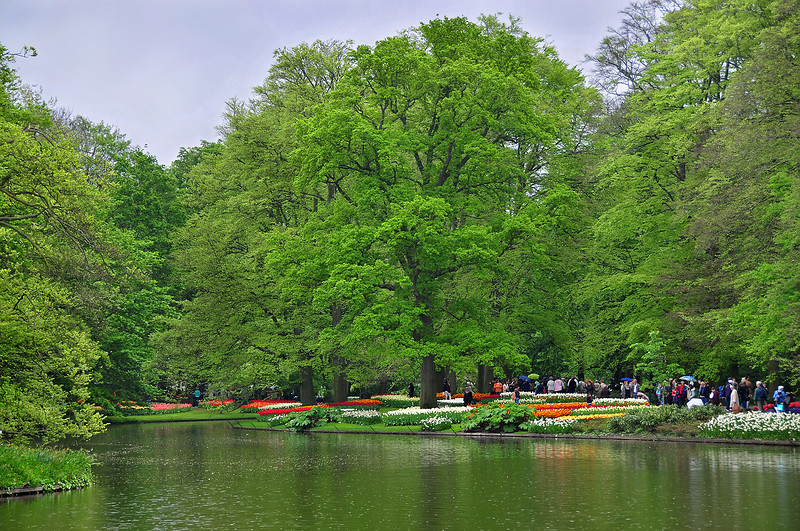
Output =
[
  {"x1": 461, "y1": 404, "x2": 534, "y2": 433},
  {"x1": 607, "y1": 404, "x2": 723, "y2": 433},
  {"x1": 1, "y1": 444, "x2": 94, "y2": 491},
  {"x1": 284, "y1": 406, "x2": 341, "y2": 431}
]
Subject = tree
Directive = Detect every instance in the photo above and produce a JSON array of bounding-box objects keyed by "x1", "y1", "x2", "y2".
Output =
[
  {"x1": 155, "y1": 40, "x2": 354, "y2": 403},
  {"x1": 296, "y1": 16, "x2": 592, "y2": 407},
  {"x1": 0, "y1": 45, "x2": 107, "y2": 442}
]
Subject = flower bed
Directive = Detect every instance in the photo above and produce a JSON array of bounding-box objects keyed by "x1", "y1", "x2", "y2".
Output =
[
  {"x1": 327, "y1": 399, "x2": 382, "y2": 409},
  {"x1": 151, "y1": 402, "x2": 192, "y2": 411},
  {"x1": 242, "y1": 399, "x2": 300, "y2": 410},
  {"x1": 447, "y1": 393, "x2": 498, "y2": 401},
  {"x1": 523, "y1": 417, "x2": 579, "y2": 434},
  {"x1": 531, "y1": 409, "x2": 572, "y2": 418},
  {"x1": 420, "y1": 416, "x2": 453, "y2": 432},
  {"x1": 258, "y1": 405, "x2": 317, "y2": 416},
  {"x1": 501, "y1": 392, "x2": 588, "y2": 403},
  {"x1": 382, "y1": 407, "x2": 470, "y2": 426},
  {"x1": 371, "y1": 395, "x2": 419, "y2": 408},
  {"x1": 699, "y1": 412, "x2": 800, "y2": 440},
  {"x1": 590, "y1": 398, "x2": 650, "y2": 406},
  {"x1": 340, "y1": 409, "x2": 381, "y2": 425},
  {"x1": 200, "y1": 399, "x2": 234, "y2": 407},
  {"x1": 114, "y1": 402, "x2": 193, "y2": 416},
  {"x1": 257, "y1": 402, "x2": 302, "y2": 411},
  {"x1": 568, "y1": 405, "x2": 654, "y2": 416}
]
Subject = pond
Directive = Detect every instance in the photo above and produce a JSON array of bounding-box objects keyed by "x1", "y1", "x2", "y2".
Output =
[{"x1": 3, "y1": 422, "x2": 799, "y2": 529}]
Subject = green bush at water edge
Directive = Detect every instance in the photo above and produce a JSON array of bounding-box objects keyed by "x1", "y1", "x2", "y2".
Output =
[
  {"x1": 607, "y1": 404, "x2": 724, "y2": 434},
  {"x1": 1, "y1": 444, "x2": 94, "y2": 492},
  {"x1": 461, "y1": 404, "x2": 535, "y2": 433}
]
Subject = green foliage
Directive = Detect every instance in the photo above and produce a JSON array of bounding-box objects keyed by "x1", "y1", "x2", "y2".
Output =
[
  {"x1": 0, "y1": 443, "x2": 94, "y2": 491},
  {"x1": 461, "y1": 403, "x2": 534, "y2": 433},
  {"x1": 284, "y1": 406, "x2": 341, "y2": 431},
  {"x1": 630, "y1": 331, "x2": 684, "y2": 389},
  {"x1": 607, "y1": 404, "x2": 724, "y2": 433}
]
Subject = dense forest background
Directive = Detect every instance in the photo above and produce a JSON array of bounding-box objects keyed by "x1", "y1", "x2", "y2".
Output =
[{"x1": 2, "y1": 0, "x2": 799, "y2": 442}]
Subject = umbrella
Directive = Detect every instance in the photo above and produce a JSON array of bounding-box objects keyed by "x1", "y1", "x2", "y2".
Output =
[
  {"x1": 528, "y1": 373, "x2": 540, "y2": 381},
  {"x1": 620, "y1": 377, "x2": 632, "y2": 382},
  {"x1": 680, "y1": 375, "x2": 697, "y2": 382},
  {"x1": 518, "y1": 375, "x2": 532, "y2": 383}
]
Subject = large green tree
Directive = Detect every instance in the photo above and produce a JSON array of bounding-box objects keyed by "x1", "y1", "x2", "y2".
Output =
[
  {"x1": 296, "y1": 16, "x2": 592, "y2": 406},
  {"x1": 0, "y1": 44, "x2": 107, "y2": 442}
]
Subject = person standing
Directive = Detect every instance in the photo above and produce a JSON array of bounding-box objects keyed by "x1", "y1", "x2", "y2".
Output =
[
  {"x1": 709, "y1": 385, "x2": 720, "y2": 406},
  {"x1": 567, "y1": 376, "x2": 577, "y2": 394},
  {"x1": 724, "y1": 379, "x2": 733, "y2": 409},
  {"x1": 554, "y1": 377, "x2": 563, "y2": 394},
  {"x1": 408, "y1": 382, "x2": 415, "y2": 397},
  {"x1": 673, "y1": 381, "x2": 686, "y2": 407},
  {"x1": 463, "y1": 386, "x2": 473, "y2": 406},
  {"x1": 547, "y1": 377, "x2": 555, "y2": 394},
  {"x1": 631, "y1": 379, "x2": 640, "y2": 398},
  {"x1": 514, "y1": 385, "x2": 521, "y2": 405},
  {"x1": 773, "y1": 386, "x2": 787, "y2": 412},
  {"x1": 730, "y1": 382, "x2": 741, "y2": 412},
  {"x1": 493, "y1": 378, "x2": 503, "y2": 395},
  {"x1": 600, "y1": 381, "x2": 610, "y2": 398},
  {"x1": 442, "y1": 378, "x2": 452, "y2": 400},
  {"x1": 738, "y1": 377, "x2": 750, "y2": 411},
  {"x1": 193, "y1": 388, "x2": 201, "y2": 407},
  {"x1": 699, "y1": 381, "x2": 710, "y2": 403},
  {"x1": 753, "y1": 381, "x2": 767, "y2": 411}
]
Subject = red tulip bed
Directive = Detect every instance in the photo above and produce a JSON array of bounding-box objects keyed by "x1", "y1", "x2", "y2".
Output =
[{"x1": 200, "y1": 399, "x2": 235, "y2": 407}]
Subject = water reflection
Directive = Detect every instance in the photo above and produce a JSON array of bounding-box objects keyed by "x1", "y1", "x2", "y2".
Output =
[{"x1": 2, "y1": 423, "x2": 799, "y2": 529}]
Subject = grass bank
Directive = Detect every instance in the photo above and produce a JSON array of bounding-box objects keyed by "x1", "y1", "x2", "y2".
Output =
[{"x1": 1, "y1": 444, "x2": 93, "y2": 495}]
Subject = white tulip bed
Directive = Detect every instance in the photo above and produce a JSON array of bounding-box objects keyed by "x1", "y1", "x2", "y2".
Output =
[{"x1": 700, "y1": 411, "x2": 800, "y2": 439}]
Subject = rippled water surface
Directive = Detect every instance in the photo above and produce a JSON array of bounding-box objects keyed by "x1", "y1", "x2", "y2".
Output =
[{"x1": 3, "y1": 422, "x2": 799, "y2": 529}]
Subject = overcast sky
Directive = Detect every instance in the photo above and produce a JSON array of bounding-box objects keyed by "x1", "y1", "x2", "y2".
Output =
[{"x1": 3, "y1": 0, "x2": 633, "y2": 165}]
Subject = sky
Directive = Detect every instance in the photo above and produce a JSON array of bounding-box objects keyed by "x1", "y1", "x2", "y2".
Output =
[{"x1": 3, "y1": 0, "x2": 634, "y2": 165}]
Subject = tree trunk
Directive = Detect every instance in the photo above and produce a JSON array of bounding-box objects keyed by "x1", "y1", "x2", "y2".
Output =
[
  {"x1": 447, "y1": 367, "x2": 457, "y2": 393},
  {"x1": 330, "y1": 303, "x2": 349, "y2": 402},
  {"x1": 478, "y1": 364, "x2": 493, "y2": 394},
  {"x1": 420, "y1": 354, "x2": 437, "y2": 409},
  {"x1": 299, "y1": 365, "x2": 316, "y2": 405},
  {"x1": 769, "y1": 358, "x2": 781, "y2": 390},
  {"x1": 333, "y1": 363, "x2": 349, "y2": 403}
]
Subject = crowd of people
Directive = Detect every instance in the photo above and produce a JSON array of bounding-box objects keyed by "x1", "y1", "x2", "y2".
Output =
[
  {"x1": 481, "y1": 375, "x2": 796, "y2": 412},
  {"x1": 656, "y1": 377, "x2": 796, "y2": 412}
]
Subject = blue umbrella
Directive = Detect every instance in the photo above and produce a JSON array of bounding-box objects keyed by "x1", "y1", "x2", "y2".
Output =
[
  {"x1": 620, "y1": 377, "x2": 632, "y2": 382},
  {"x1": 518, "y1": 375, "x2": 532, "y2": 383},
  {"x1": 680, "y1": 375, "x2": 697, "y2": 382}
]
